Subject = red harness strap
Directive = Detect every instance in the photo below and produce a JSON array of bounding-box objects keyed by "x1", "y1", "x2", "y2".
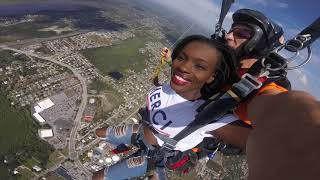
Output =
[{"x1": 167, "y1": 155, "x2": 190, "y2": 170}]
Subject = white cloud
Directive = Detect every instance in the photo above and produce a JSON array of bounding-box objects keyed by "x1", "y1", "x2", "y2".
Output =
[
  {"x1": 250, "y1": 0, "x2": 267, "y2": 6},
  {"x1": 247, "y1": 0, "x2": 288, "y2": 8},
  {"x1": 274, "y1": 20, "x2": 283, "y2": 27},
  {"x1": 147, "y1": 0, "x2": 233, "y2": 31},
  {"x1": 310, "y1": 52, "x2": 320, "y2": 65},
  {"x1": 288, "y1": 66, "x2": 320, "y2": 99},
  {"x1": 286, "y1": 27, "x2": 300, "y2": 38},
  {"x1": 276, "y1": 2, "x2": 289, "y2": 8},
  {"x1": 289, "y1": 69, "x2": 308, "y2": 86}
]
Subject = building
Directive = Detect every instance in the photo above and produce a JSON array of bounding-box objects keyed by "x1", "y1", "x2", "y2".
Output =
[
  {"x1": 32, "y1": 97, "x2": 55, "y2": 124},
  {"x1": 89, "y1": 98, "x2": 95, "y2": 104},
  {"x1": 32, "y1": 165, "x2": 42, "y2": 172},
  {"x1": 83, "y1": 115, "x2": 93, "y2": 123},
  {"x1": 83, "y1": 100, "x2": 96, "y2": 123},
  {"x1": 35, "y1": 98, "x2": 55, "y2": 112},
  {"x1": 131, "y1": 117, "x2": 138, "y2": 124},
  {"x1": 38, "y1": 129, "x2": 54, "y2": 138},
  {"x1": 33, "y1": 113, "x2": 46, "y2": 124}
]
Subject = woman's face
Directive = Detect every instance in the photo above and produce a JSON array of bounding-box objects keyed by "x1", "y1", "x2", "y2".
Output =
[{"x1": 170, "y1": 41, "x2": 220, "y2": 99}]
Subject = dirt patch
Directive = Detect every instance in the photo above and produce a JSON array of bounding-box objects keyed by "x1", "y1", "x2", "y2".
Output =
[
  {"x1": 94, "y1": 90, "x2": 123, "y2": 120},
  {"x1": 38, "y1": 25, "x2": 73, "y2": 34},
  {"x1": 100, "y1": 92, "x2": 116, "y2": 112}
]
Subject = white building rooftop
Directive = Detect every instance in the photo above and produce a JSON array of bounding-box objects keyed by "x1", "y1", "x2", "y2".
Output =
[
  {"x1": 89, "y1": 98, "x2": 95, "y2": 104},
  {"x1": 38, "y1": 129, "x2": 53, "y2": 138},
  {"x1": 32, "y1": 165, "x2": 42, "y2": 172},
  {"x1": 34, "y1": 105, "x2": 42, "y2": 113},
  {"x1": 37, "y1": 98, "x2": 54, "y2": 112},
  {"x1": 33, "y1": 113, "x2": 46, "y2": 123},
  {"x1": 131, "y1": 117, "x2": 138, "y2": 124}
]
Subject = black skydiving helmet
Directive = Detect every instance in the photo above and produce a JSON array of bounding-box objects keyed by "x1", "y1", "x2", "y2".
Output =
[{"x1": 232, "y1": 8, "x2": 284, "y2": 57}]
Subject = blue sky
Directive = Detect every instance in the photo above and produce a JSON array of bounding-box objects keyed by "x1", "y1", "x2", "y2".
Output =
[{"x1": 149, "y1": 0, "x2": 320, "y2": 99}]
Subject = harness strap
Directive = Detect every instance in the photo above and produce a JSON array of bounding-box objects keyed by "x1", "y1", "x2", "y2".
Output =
[
  {"x1": 213, "y1": 0, "x2": 235, "y2": 38},
  {"x1": 285, "y1": 17, "x2": 320, "y2": 52},
  {"x1": 137, "y1": 124, "x2": 155, "y2": 151}
]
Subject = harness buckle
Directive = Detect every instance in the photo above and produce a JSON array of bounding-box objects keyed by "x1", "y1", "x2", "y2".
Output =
[
  {"x1": 146, "y1": 149, "x2": 155, "y2": 159},
  {"x1": 162, "y1": 142, "x2": 176, "y2": 151},
  {"x1": 233, "y1": 73, "x2": 263, "y2": 98}
]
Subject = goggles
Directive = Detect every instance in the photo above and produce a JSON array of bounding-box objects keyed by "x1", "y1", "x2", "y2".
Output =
[{"x1": 229, "y1": 26, "x2": 253, "y2": 39}]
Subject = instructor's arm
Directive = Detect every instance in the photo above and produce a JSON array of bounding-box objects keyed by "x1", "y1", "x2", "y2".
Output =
[{"x1": 247, "y1": 91, "x2": 320, "y2": 180}]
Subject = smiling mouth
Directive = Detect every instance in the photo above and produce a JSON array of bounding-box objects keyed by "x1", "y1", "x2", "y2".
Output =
[{"x1": 171, "y1": 73, "x2": 191, "y2": 86}]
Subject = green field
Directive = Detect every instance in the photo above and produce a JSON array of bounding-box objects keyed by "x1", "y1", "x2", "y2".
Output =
[
  {"x1": 89, "y1": 78, "x2": 110, "y2": 93},
  {"x1": 81, "y1": 37, "x2": 151, "y2": 75},
  {"x1": 46, "y1": 150, "x2": 64, "y2": 169},
  {"x1": 0, "y1": 90, "x2": 53, "y2": 179},
  {"x1": 0, "y1": 22, "x2": 60, "y2": 43},
  {"x1": 89, "y1": 78, "x2": 124, "y2": 120},
  {"x1": 16, "y1": 167, "x2": 35, "y2": 180}
]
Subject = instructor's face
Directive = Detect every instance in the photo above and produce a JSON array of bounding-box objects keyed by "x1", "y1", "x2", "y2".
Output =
[{"x1": 225, "y1": 24, "x2": 253, "y2": 52}]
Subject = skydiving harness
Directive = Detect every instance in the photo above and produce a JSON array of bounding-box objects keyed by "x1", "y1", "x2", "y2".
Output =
[{"x1": 135, "y1": 16, "x2": 320, "y2": 173}]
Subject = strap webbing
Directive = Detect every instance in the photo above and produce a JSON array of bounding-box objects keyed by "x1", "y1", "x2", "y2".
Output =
[
  {"x1": 213, "y1": 0, "x2": 235, "y2": 38},
  {"x1": 285, "y1": 17, "x2": 320, "y2": 52}
]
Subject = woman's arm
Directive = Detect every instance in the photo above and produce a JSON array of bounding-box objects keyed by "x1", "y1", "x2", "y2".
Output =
[
  {"x1": 208, "y1": 88, "x2": 283, "y2": 150},
  {"x1": 247, "y1": 91, "x2": 320, "y2": 180},
  {"x1": 210, "y1": 121, "x2": 251, "y2": 149}
]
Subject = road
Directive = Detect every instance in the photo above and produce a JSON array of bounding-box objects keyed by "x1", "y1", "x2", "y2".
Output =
[{"x1": 0, "y1": 45, "x2": 91, "y2": 177}]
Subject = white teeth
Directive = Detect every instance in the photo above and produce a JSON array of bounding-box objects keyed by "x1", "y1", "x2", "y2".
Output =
[{"x1": 175, "y1": 75, "x2": 188, "y2": 82}]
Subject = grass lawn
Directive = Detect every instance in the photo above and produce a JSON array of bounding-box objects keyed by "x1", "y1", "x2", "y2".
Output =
[
  {"x1": 89, "y1": 78, "x2": 124, "y2": 120},
  {"x1": 46, "y1": 150, "x2": 64, "y2": 169},
  {"x1": 24, "y1": 158, "x2": 40, "y2": 169},
  {"x1": 61, "y1": 148, "x2": 69, "y2": 157},
  {"x1": 89, "y1": 78, "x2": 110, "y2": 93},
  {"x1": 81, "y1": 37, "x2": 151, "y2": 75},
  {"x1": 44, "y1": 173, "x2": 65, "y2": 180},
  {"x1": 17, "y1": 167, "x2": 35, "y2": 180}
]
